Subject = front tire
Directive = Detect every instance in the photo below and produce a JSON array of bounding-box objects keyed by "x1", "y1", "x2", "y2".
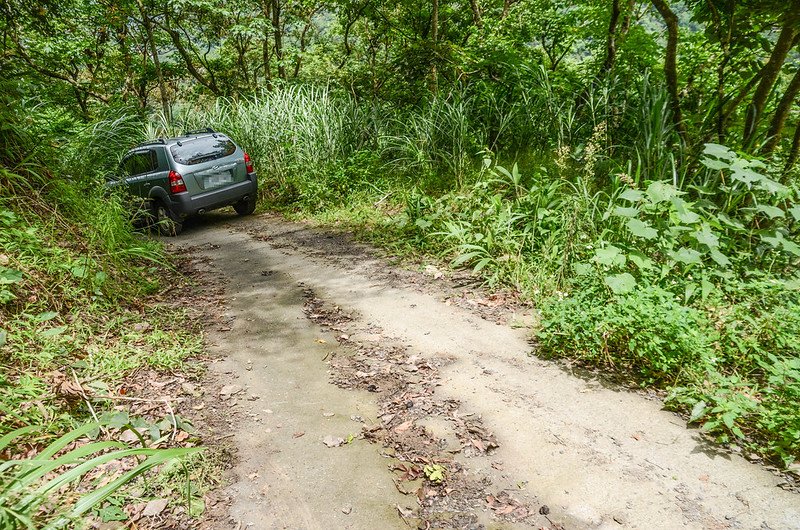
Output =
[
  {"x1": 233, "y1": 196, "x2": 257, "y2": 216},
  {"x1": 154, "y1": 202, "x2": 184, "y2": 236}
]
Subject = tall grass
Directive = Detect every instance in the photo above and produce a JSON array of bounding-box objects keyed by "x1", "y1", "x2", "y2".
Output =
[{"x1": 119, "y1": 69, "x2": 685, "y2": 211}]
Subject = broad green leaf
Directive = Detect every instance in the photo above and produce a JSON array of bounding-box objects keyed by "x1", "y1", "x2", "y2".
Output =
[
  {"x1": 646, "y1": 181, "x2": 679, "y2": 203},
  {"x1": 703, "y1": 143, "x2": 733, "y2": 159},
  {"x1": 0, "y1": 267, "x2": 22, "y2": 284},
  {"x1": 756, "y1": 204, "x2": 784, "y2": 219},
  {"x1": 71, "y1": 265, "x2": 88, "y2": 278},
  {"x1": 627, "y1": 218, "x2": 658, "y2": 240},
  {"x1": 709, "y1": 249, "x2": 731, "y2": 267},
  {"x1": 613, "y1": 206, "x2": 639, "y2": 218},
  {"x1": 104, "y1": 411, "x2": 131, "y2": 429},
  {"x1": 782, "y1": 239, "x2": 800, "y2": 256},
  {"x1": 0, "y1": 330, "x2": 5, "y2": 348},
  {"x1": 789, "y1": 205, "x2": 800, "y2": 221},
  {"x1": 35, "y1": 312, "x2": 58, "y2": 322},
  {"x1": 729, "y1": 164, "x2": 761, "y2": 186},
  {"x1": 701, "y1": 278, "x2": 714, "y2": 300},
  {"x1": 689, "y1": 401, "x2": 707, "y2": 423},
  {"x1": 40, "y1": 326, "x2": 67, "y2": 338},
  {"x1": 572, "y1": 262, "x2": 592, "y2": 276},
  {"x1": 189, "y1": 497, "x2": 206, "y2": 517},
  {"x1": 760, "y1": 231, "x2": 783, "y2": 247},
  {"x1": 692, "y1": 227, "x2": 719, "y2": 248},
  {"x1": 618, "y1": 189, "x2": 644, "y2": 202},
  {"x1": 593, "y1": 245, "x2": 626, "y2": 268},
  {"x1": 604, "y1": 273, "x2": 636, "y2": 294},
  {"x1": 717, "y1": 213, "x2": 744, "y2": 230},
  {"x1": 451, "y1": 251, "x2": 483, "y2": 267},
  {"x1": 722, "y1": 412, "x2": 736, "y2": 430},
  {"x1": 671, "y1": 197, "x2": 701, "y2": 224},
  {"x1": 628, "y1": 251, "x2": 653, "y2": 270},
  {"x1": 670, "y1": 247, "x2": 703, "y2": 265},
  {"x1": 684, "y1": 282, "x2": 698, "y2": 303},
  {"x1": 700, "y1": 157, "x2": 728, "y2": 171},
  {"x1": 757, "y1": 176, "x2": 788, "y2": 195}
]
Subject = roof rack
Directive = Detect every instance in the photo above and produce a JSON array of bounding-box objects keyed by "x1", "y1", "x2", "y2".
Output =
[
  {"x1": 183, "y1": 127, "x2": 216, "y2": 136},
  {"x1": 137, "y1": 137, "x2": 167, "y2": 147}
]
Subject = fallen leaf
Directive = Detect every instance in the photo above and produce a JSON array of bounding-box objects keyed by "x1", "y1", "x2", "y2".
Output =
[
  {"x1": 396, "y1": 505, "x2": 414, "y2": 519},
  {"x1": 323, "y1": 435, "x2": 344, "y2": 447},
  {"x1": 141, "y1": 498, "x2": 169, "y2": 517},
  {"x1": 394, "y1": 420, "x2": 413, "y2": 433},
  {"x1": 175, "y1": 431, "x2": 190, "y2": 442},
  {"x1": 293, "y1": 431, "x2": 305, "y2": 438},
  {"x1": 471, "y1": 438, "x2": 485, "y2": 452},
  {"x1": 219, "y1": 384, "x2": 243, "y2": 397}
]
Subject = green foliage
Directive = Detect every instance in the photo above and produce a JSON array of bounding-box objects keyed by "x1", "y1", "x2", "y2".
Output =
[
  {"x1": 0, "y1": 92, "x2": 207, "y2": 525},
  {"x1": 423, "y1": 464, "x2": 446, "y2": 484},
  {"x1": 336, "y1": 143, "x2": 800, "y2": 467},
  {"x1": 0, "y1": 422, "x2": 201, "y2": 529},
  {"x1": 538, "y1": 282, "x2": 714, "y2": 385}
]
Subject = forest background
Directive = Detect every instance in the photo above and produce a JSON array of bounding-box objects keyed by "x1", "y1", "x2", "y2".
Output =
[{"x1": 1, "y1": 0, "x2": 800, "y2": 524}]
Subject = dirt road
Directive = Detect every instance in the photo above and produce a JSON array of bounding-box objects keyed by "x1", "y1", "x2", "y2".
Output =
[{"x1": 174, "y1": 212, "x2": 799, "y2": 530}]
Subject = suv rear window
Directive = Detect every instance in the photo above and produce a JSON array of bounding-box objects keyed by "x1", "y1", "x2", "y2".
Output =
[{"x1": 170, "y1": 136, "x2": 236, "y2": 166}]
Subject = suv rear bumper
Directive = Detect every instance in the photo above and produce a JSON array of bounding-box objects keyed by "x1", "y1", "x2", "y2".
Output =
[{"x1": 169, "y1": 173, "x2": 257, "y2": 216}]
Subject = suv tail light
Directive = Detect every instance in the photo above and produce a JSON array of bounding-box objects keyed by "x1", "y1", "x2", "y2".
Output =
[
  {"x1": 169, "y1": 170, "x2": 187, "y2": 193},
  {"x1": 244, "y1": 152, "x2": 254, "y2": 173}
]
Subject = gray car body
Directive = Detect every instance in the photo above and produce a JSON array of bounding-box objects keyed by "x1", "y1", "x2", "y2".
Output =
[{"x1": 114, "y1": 131, "x2": 257, "y2": 221}]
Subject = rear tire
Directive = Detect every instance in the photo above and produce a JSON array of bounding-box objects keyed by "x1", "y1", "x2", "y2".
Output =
[
  {"x1": 154, "y1": 202, "x2": 184, "y2": 236},
  {"x1": 234, "y1": 196, "x2": 257, "y2": 216}
]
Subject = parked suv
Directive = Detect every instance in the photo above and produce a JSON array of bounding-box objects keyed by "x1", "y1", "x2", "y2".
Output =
[{"x1": 112, "y1": 128, "x2": 257, "y2": 235}]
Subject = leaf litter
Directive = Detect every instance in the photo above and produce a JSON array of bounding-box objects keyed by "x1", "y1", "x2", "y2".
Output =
[{"x1": 302, "y1": 289, "x2": 557, "y2": 528}]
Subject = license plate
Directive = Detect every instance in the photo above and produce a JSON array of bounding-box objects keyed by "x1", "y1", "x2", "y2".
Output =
[{"x1": 204, "y1": 171, "x2": 233, "y2": 189}]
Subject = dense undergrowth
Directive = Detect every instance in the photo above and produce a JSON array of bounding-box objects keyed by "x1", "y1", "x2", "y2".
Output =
[
  {"x1": 138, "y1": 81, "x2": 800, "y2": 469},
  {"x1": 0, "y1": 96, "x2": 209, "y2": 527}
]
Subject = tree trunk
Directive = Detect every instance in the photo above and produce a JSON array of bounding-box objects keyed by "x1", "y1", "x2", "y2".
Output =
[
  {"x1": 501, "y1": 0, "x2": 516, "y2": 19},
  {"x1": 272, "y1": 0, "x2": 286, "y2": 79},
  {"x1": 742, "y1": 22, "x2": 797, "y2": 147},
  {"x1": 784, "y1": 118, "x2": 800, "y2": 173},
  {"x1": 762, "y1": 67, "x2": 800, "y2": 154},
  {"x1": 600, "y1": 0, "x2": 622, "y2": 74},
  {"x1": 260, "y1": 0, "x2": 272, "y2": 88},
  {"x1": 430, "y1": 0, "x2": 438, "y2": 93},
  {"x1": 469, "y1": 0, "x2": 482, "y2": 28},
  {"x1": 162, "y1": 14, "x2": 221, "y2": 94},
  {"x1": 651, "y1": 0, "x2": 686, "y2": 145},
  {"x1": 135, "y1": 0, "x2": 170, "y2": 121},
  {"x1": 293, "y1": 14, "x2": 315, "y2": 78}
]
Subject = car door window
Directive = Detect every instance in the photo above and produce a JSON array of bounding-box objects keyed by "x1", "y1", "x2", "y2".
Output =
[{"x1": 122, "y1": 151, "x2": 158, "y2": 176}]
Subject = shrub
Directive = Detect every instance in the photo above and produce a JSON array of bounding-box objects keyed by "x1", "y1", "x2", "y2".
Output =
[{"x1": 537, "y1": 283, "x2": 715, "y2": 385}]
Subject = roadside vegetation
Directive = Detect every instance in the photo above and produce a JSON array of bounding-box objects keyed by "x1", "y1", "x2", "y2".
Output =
[
  {"x1": 2, "y1": 1, "x2": 799, "y2": 520},
  {"x1": 1, "y1": 90, "x2": 212, "y2": 527}
]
